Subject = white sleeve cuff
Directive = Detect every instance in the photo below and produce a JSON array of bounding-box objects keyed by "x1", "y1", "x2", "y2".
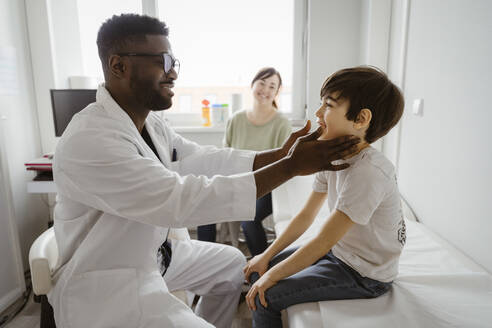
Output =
[{"x1": 232, "y1": 172, "x2": 257, "y2": 221}]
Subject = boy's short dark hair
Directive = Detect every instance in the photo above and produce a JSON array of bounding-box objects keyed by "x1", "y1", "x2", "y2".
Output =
[
  {"x1": 96, "y1": 14, "x2": 169, "y2": 73},
  {"x1": 320, "y1": 66, "x2": 404, "y2": 143}
]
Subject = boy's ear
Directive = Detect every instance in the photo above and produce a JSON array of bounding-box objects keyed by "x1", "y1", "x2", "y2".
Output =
[{"x1": 354, "y1": 108, "x2": 372, "y2": 130}]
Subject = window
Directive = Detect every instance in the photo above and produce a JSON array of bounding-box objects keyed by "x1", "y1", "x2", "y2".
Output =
[
  {"x1": 204, "y1": 94, "x2": 217, "y2": 105},
  {"x1": 155, "y1": 0, "x2": 307, "y2": 123},
  {"x1": 178, "y1": 95, "x2": 192, "y2": 112},
  {"x1": 280, "y1": 93, "x2": 293, "y2": 113},
  {"x1": 75, "y1": 0, "x2": 307, "y2": 125}
]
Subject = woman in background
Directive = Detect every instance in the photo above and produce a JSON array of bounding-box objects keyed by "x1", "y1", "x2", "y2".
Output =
[{"x1": 197, "y1": 67, "x2": 292, "y2": 256}]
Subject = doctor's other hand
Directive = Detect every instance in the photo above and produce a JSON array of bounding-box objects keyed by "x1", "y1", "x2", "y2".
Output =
[
  {"x1": 246, "y1": 272, "x2": 277, "y2": 311},
  {"x1": 286, "y1": 131, "x2": 360, "y2": 176},
  {"x1": 243, "y1": 254, "x2": 270, "y2": 283},
  {"x1": 278, "y1": 120, "x2": 312, "y2": 158}
]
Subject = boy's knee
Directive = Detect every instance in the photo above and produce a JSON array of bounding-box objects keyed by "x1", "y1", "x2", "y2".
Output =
[{"x1": 253, "y1": 293, "x2": 277, "y2": 315}]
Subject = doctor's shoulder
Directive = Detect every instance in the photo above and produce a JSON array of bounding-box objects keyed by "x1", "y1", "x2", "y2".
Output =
[
  {"x1": 57, "y1": 108, "x2": 135, "y2": 157},
  {"x1": 66, "y1": 105, "x2": 128, "y2": 136},
  {"x1": 56, "y1": 104, "x2": 101, "y2": 145}
]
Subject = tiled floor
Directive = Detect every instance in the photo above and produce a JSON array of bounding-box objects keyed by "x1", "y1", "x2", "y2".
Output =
[
  {"x1": 4, "y1": 294, "x2": 40, "y2": 328},
  {"x1": 5, "y1": 228, "x2": 254, "y2": 328},
  {"x1": 4, "y1": 315, "x2": 39, "y2": 328},
  {"x1": 5, "y1": 296, "x2": 251, "y2": 328}
]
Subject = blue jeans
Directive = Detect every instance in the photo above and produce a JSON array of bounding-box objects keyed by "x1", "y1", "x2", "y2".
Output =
[
  {"x1": 196, "y1": 223, "x2": 217, "y2": 242},
  {"x1": 250, "y1": 247, "x2": 392, "y2": 328},
  {"x1": 197, "y1": 193, "x2": 272, "y2": 256}
]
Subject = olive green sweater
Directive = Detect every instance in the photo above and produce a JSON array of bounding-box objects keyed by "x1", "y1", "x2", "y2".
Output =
[{"x1": 224, "y1": 110, "x2": 292, "y2": 151}]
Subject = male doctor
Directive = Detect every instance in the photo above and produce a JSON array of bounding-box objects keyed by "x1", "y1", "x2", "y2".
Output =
[{"x1": 48, "y1": 14, "x2": 359, "y2": 328}]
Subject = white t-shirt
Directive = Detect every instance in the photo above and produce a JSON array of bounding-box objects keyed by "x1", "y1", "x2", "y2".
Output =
[{"x1": 312, "y1": 146, "x2": 406, "y2": 282}]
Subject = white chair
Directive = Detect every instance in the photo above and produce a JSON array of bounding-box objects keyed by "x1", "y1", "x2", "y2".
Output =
[
  {"x1": 29, "y1": 227, "x2": 58, "y2": 328},
  {"x1": 29, "y1": 227, "x2": 191, "y2": 328}
]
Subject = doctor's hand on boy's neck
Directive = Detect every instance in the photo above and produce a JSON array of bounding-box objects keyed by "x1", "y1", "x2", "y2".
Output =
[{"x1": 315, "y1": 91, "x2": 371, "y2": 159}]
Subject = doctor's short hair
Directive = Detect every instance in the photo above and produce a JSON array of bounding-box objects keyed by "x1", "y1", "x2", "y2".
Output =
[
  {"x1": 96, "y1": 14, "x2": 169, "y2": 73},
  {"x1": 320, "y1": 66, "x2": 404, "y2": 144}
]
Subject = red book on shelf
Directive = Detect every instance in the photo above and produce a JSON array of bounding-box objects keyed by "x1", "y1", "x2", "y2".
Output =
[
  {"x1": 26, "y1": 167, "x2": 52, "y2": 172},
  {"x1": 25, "y1": 157, "x2": 52, "y2": 168}
]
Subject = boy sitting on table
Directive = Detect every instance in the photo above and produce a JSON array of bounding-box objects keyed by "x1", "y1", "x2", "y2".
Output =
[{"x1": 244, "y1": 66, "x2": 406, "y2": 328}]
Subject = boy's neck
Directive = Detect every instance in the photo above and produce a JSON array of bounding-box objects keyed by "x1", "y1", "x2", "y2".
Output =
[{"x1": 344, "y1": 142, "x2": 370, "y2": 160}]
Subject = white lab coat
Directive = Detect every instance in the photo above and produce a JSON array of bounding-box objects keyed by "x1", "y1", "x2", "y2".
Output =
[{"x1": 48, "y1": 85, "x2": 257, "y2": 327}]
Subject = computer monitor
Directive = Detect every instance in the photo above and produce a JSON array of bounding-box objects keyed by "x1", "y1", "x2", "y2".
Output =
[{"x1": 50, "y1": 89, "x2": 97, "y2": 137}]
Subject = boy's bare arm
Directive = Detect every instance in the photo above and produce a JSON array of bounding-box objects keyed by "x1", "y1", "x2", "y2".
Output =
[
  {"x1": 263, "y1": 191, "x2": 327, "y2": 261},
  {"x1": 243, "y1": 191, "x2": 327, "y2": 282},
  {"x1": 266, "y1": 209, "x2": 354, "y2": 283}
]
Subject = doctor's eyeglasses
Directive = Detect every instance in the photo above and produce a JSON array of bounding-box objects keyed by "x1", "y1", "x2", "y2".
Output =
[{"x1": 117, "y1": 52, "x2": 180, "y2": 75}]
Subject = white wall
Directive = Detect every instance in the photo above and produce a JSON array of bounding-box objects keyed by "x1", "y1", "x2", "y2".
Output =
[
  {"x1": 0, "y1": 0, "x2": 49, "y2": 269},
  {"x1": 25, "y1": 0, "x2": 84, "y2": 154},
  {"x1": 393, "y1": 0, "x2": 492, "y2": 272},
  {"x1": 305, "y1": 0, "x2": 363, "y2": 122},
  {"x1": 50, "y1": 0, "x2": 84, "y2": 87},
  {"x1": 382, "y1": 0, "x2": 410, "y2": 166},
  {"x1": 359, "y1": 0, "x2": 392, "y2": 70},
  {"x1": 0, "y1": 121, "x2": 25, "y2": 312}
]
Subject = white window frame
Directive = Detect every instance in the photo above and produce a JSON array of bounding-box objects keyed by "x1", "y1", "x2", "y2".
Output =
[{"x1": 142, "y1": 0, "x2": 308, "y2": 127}]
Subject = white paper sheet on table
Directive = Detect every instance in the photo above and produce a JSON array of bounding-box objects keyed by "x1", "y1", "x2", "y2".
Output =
[{"x1": 285, "y1": 220, "x2": 492, "y2": 328}]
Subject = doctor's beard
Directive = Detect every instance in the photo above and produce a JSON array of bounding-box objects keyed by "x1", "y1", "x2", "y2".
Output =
[{"x1": 129, "y1": 73, "x2": 172, "y2": 111}]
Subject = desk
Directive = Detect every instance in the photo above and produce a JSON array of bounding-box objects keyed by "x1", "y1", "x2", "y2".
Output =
[
  {"x1": 27, "y1": 175, "x2": 56, "y2": 224},
  {"x1": 27, "y1": 180, "x2": 56, "y2": 194},
  {"x1": 27, "y1": 171, "x2": 56, "y2": 194}
]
